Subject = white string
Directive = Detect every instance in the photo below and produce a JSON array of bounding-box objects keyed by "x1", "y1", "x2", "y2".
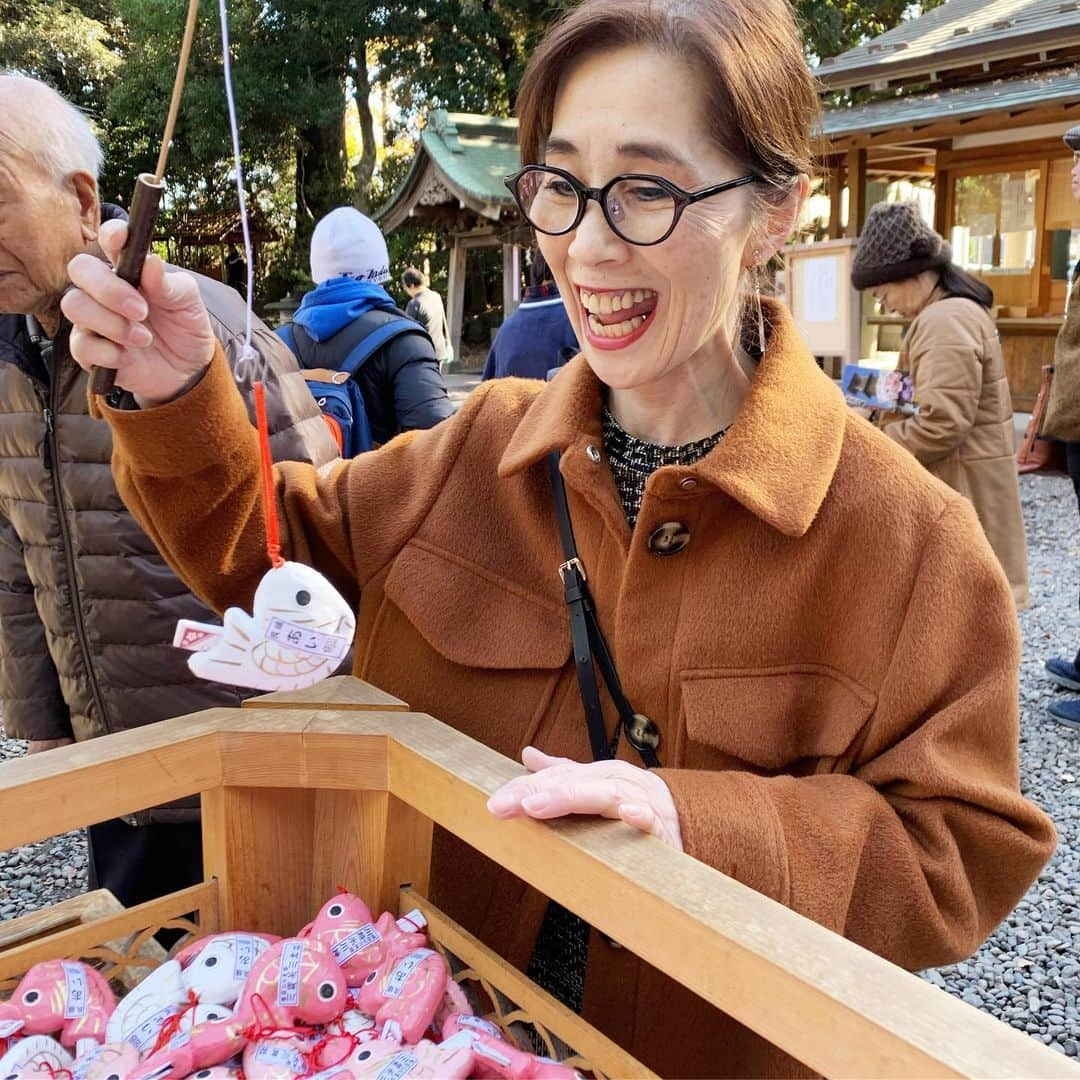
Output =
[{"x1": 218, "y1": 0, "x2": 258, "y2": 376}]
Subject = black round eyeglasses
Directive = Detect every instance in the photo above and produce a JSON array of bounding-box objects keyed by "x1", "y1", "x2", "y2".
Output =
[{"x1": 504, "y1": 164, "x2": 758, "y2": 247}]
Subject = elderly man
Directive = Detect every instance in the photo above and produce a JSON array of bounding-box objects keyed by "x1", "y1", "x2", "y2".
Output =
[
  {"x1": 0, "y1": 73, "x2": 338, "y2": 908},
  {"x1": 1044, "y1": 123, "x2": 1080, "y2": 730}
]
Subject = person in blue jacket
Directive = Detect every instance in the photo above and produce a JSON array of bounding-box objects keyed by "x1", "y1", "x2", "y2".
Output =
[
  {"x1": 280, "y1": 208, "x2": 453, "y2": 445},
  {"x1": 483, "y1": 250, "x2": 580, "y2": 380}
]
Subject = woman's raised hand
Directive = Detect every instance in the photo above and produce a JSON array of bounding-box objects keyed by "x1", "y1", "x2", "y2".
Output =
[
  {"x1": 487, "y1": 746, "x2": 683, "y2": 850},
  {"x1": 63, "y1": 218, "x2": 216, "y2": 405}
]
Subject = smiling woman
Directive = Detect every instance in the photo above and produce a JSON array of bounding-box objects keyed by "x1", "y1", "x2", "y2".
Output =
[{"x1": 59, "y1": 0, "x2": 1055, "y2": 1075}]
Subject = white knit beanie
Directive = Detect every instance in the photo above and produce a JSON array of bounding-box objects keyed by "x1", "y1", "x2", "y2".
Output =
[{"x1": 310, "y1": 207, "x2": 391, "y2": 285}]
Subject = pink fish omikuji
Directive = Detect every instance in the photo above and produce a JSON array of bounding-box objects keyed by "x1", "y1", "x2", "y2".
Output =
[{"x1": 0, "y1": 960, "x2": 115, "y2": 1047}]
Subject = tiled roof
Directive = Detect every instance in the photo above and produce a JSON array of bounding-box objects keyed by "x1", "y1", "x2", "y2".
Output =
[
  {"x1": 822, "y1": 66, "x2": 1080, "y2": 139},
  {"x1": 418, "y1": 110, "x2": 520, "y2": 207},
  {"x1": 818, "y1": 0, "x2": 1080, "y2": 89}
]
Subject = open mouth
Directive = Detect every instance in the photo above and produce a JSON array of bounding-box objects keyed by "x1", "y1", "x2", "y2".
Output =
[{"x1": 578, "y1": 287, "x2": 658, "y2": 349}]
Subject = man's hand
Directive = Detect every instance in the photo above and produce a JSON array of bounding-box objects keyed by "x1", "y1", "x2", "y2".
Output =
[
  {"x1": 62, "y1": 218, "x2": 216, "y2": 405},
  {"x1": 26, "y1": 738, "x2": 75, "y2": 754},
  {"x1": 487, "y1": 746, "x2": 683, "y2": 850}
]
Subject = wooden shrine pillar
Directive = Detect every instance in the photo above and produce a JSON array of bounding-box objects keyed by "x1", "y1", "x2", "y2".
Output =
[
  {"x1": 845, "y1": 148, "x2": 868, "y2": 239},
  {"x1": 446, "y1": 239, "x2": 467, "y2": 363},
  {"x1": 828, "y1": 159, "x2": 845, "y2": 241},
  {"x1": 502, "y1": 243, "x2": 521, "y2": 322}
]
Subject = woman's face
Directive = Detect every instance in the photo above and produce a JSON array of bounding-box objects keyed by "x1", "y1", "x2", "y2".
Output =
[
  {"x1": 871, "y1": 271, "x2": 938, "y2": 319},
  {"x1": 537, "y1": 45, "x2": 759, "y2": 392}
]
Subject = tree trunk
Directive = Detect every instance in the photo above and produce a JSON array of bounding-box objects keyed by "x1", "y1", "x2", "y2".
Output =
[
  {"x1": 295, "y1": 108, "x2": 349, "y2": 252},
  {"x1": 351, "y1": 40, "x2": 377, "y2": 214}
]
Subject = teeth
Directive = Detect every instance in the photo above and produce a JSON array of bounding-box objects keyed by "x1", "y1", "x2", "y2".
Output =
[
  {"x1": 611, "y1": 294, "x2": 623, "y2": 312},
  {"x1": 634, "y1": 289, "x2": 644, "y2": 303},
  {"x1": 622, "y1": 291, "x2": 634, "y2": 310},
  {"x1": 587, "y1": 312, "x2": 646, "y2": 339},
  {"x1": 585, "y1": 293, "x2": 601, "y2": 315},
  {"x1": 598, "y1": 293, "x2": 613, "y2": 315}
]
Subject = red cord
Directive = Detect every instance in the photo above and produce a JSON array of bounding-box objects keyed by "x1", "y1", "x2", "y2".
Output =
[
  {"x1": 253, "y1": 381, "x2": 284, "y2": 569},
  {"x1": 149, "y1": 988, "x2": 200, "y2": 1057}
]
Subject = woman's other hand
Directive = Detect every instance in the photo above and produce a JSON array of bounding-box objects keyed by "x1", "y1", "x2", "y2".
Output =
[
  {"x1": 63, "y1": 218, "x2": 215, "y2": 405},
  {"x1": 487, "y1": 746, "x2": 683, "y2": 850}
]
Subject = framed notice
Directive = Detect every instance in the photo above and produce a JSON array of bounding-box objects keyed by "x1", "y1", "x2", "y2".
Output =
[{"x1": 782, "y1": 238, "x2": 862, "y2": 363}]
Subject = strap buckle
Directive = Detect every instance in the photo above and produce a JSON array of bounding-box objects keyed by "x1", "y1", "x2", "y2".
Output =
[{"x1": 558, "y1": 557, "x2": 587, "y2": 584}]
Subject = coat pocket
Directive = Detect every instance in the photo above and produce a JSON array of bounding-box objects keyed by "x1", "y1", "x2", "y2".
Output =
[
  {"x1": 679, "y1": 665, "x2": 876, "y2": 774},
  {"x1": 382, "y1": 541, "x2": 570, "y2": 669},
  {"x1": 368, "y1": 542, "x2": 572, "y2": 755}
]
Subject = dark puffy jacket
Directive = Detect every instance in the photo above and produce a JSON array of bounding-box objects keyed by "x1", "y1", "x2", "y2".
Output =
[{"x1": 0, "y1": 214, "x2": 337, "y2": 819}]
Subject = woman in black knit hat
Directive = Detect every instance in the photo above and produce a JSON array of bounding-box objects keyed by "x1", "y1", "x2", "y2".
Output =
[{"x1": 852, "y1": 200, "x2": 1030, "y2": 610}]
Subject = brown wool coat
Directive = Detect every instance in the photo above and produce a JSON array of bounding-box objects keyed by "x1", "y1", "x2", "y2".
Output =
[
  {"x1": 93, "y1": 301, "x2": 1055, "y2": 1079},
  {"x1": 884, "y1": 291, "x2": 1030, "y2": 609}
]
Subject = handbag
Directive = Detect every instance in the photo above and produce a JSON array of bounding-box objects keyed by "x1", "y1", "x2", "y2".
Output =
[
  {"x1": 1017, "y1": 365, "x2": 1067, "y2": 475},
  {"x1": 547, "y1": 452, "x2": 659, "y2": 768}
]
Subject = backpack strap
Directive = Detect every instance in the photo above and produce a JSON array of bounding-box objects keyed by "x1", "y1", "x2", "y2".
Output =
[
  {"x1": 337, "y1": 318, "x2": 428, "y2": 377},
  {"x1": 284, "y1": 310, "x2": 432, "y2": 379}
]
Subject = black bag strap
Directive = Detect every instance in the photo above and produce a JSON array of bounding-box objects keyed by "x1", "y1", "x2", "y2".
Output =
[{"x1": 547, "y1": 452, "x2": 659, "y2": 769}]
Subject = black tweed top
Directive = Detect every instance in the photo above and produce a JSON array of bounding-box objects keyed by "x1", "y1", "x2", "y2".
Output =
[{"x1": 601, "y1": 408, "x2": 730, "y2": 526}]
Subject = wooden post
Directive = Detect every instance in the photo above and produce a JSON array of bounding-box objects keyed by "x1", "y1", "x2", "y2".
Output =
[
  {"x1": 311, "y1": 790, "x2": 432, "y2": 917},
  {"x1": 502, "y1": 243, "x2": 520, "y2": 322},
  {"x1": 828, "y1": 160, "x2": 845, "y2": 241},
  {"x1": 845, "y1": 148, "x2": 868, "y2": 238},
  {"x1": 202, "y1": 786, "x2": 316, "y2": 936},
  {"x1": 447, "y1": 239, "x2": 467, "y2": 364}
]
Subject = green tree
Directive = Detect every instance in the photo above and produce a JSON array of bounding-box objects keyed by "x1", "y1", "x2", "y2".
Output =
[{"x1": 0, "y1": 0, "x2": 121, "y2": 119}]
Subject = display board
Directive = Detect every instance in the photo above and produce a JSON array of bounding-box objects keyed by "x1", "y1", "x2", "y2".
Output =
[{"x1": 783, "y1": 238, "x2": 862, "y2": 363}]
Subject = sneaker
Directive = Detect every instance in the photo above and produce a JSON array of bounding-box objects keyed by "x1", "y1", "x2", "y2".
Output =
[
  {"x1": 1045, "y1": 657, "x2": 1080, "y2": 692},
  {"x1": 1048, "y1": 698, "x2": 1080, "y2": 730}
]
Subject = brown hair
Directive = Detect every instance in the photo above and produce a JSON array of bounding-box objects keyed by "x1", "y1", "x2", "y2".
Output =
[{"x1": 516, "y1": 0, "x2": 819, "y2": 194}]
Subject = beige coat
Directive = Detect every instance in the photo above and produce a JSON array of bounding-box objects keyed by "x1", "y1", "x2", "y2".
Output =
[
  {"x1": 1045, "y1": 269, "x2": 1080, "y2": 440},
  {"x1": 885, "y1": 291, "x2": 1030, "y2": 608},
  {"x1": 94, "y1": 300, "x2": 1054, "y2": 1078}
]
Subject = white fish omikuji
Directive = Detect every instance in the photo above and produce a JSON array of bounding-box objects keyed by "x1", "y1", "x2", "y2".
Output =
[{"x1": 174, "y1": 562, "x2": 355, "y2": 692}]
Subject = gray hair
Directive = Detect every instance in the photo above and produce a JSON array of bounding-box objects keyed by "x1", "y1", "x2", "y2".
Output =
[{"x1": 0, "y1": 72, "x2": 104, "y2": 183}]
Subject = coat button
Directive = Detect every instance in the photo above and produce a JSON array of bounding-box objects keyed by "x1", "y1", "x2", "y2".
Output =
[
  {"x1": 647, "y1": 521, "x2": 690, "y2": 555},
  {"x1": 625, "y1": 713, "x2": 660, "y2": 751},
  {"x1": 679, "y1": 476, "x2": 697, "y2": 490},
  {"x1": 586, "y1": 445, "x2": 601, "y2": 463}
]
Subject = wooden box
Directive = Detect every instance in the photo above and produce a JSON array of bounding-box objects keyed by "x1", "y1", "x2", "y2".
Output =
[{"x1": 0, "y1": 678, "x2": 1074, "y2": 1078}]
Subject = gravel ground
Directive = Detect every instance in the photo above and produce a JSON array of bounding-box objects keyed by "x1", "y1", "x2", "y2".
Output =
[{"x1": 0, "y1": 473, "x2": 1077, "y2": 1054}]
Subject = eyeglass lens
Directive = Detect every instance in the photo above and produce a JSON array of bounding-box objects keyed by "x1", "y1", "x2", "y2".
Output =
[{"x1": 517, "y1": 169, "x2": 678, "y2": 245}]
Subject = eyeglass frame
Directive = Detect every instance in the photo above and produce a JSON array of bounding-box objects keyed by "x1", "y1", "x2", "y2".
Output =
[{"x1": 504, "y1": 164, "x2": 759, "y2": 247}]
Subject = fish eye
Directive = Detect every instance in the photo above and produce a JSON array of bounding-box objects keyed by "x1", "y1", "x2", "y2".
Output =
[
  {"x1": 364, "y1": 970, "x2": 378, "y2": 984},
  {"x1": 206, "y1": 1011, "x2": 222, "y2": 1020},
  {"x1": 196, "y1": 1073, "x2": 212, "y2": 1079},
  {"x1": 357, "y1": 1051, "x2": 371, "y2": 1061},
  {"x1": 328, "y1": 903, "x2": 343, "y2": 917},
  {"x1": 203, "y1": 955, "x2": 218, "y2": 967},
  {"x1": 107, "y1": 1074, "x2": 122, "y2": 1080},
  {"x1": 318, "y1": 980, "x2": 337, "y2": 999},
  {"x1": 295, "y1": 589, "x2": 311, "y2": 606},
  {"x1": 22, "y1": 990, "x2": 39, "y2": 1004}
]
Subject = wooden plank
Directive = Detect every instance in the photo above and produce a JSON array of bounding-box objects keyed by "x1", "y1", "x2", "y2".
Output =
[
  {"x1": 0, "y1": 883, "x2": 218, "y2": 984},
  {"x1": 400, "y1": 887, "x2": 655, "y2": 1080},
  {"x1": 311, "y1": 791, "x2": 432, "y2": 917},
  {"x1": 0, "y1": 889, "x2": 125, "y2": 951},
  {"x1": 383, "y1": 714, "x2": 1075, "y2": 1080},
  {"x1": 245, "y1": 676, "x2": 408, "y2": 712},
  {"x1": 828, "y1": 162, "x2": 844, "y2": 240},
  {"x1": 0, "y1": 714, "x2": 226, "y2": 851},
  {"x1": 845, "y1": 147, "x2": 868, "y2": 237},
  {"x1": 202, "y1": 787, "x2": 315, "y2": 936}
]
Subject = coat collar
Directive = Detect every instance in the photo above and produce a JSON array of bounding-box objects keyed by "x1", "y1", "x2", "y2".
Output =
[{"x1": 498, "y1": 299, "x2": 847, "y2": 537}]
